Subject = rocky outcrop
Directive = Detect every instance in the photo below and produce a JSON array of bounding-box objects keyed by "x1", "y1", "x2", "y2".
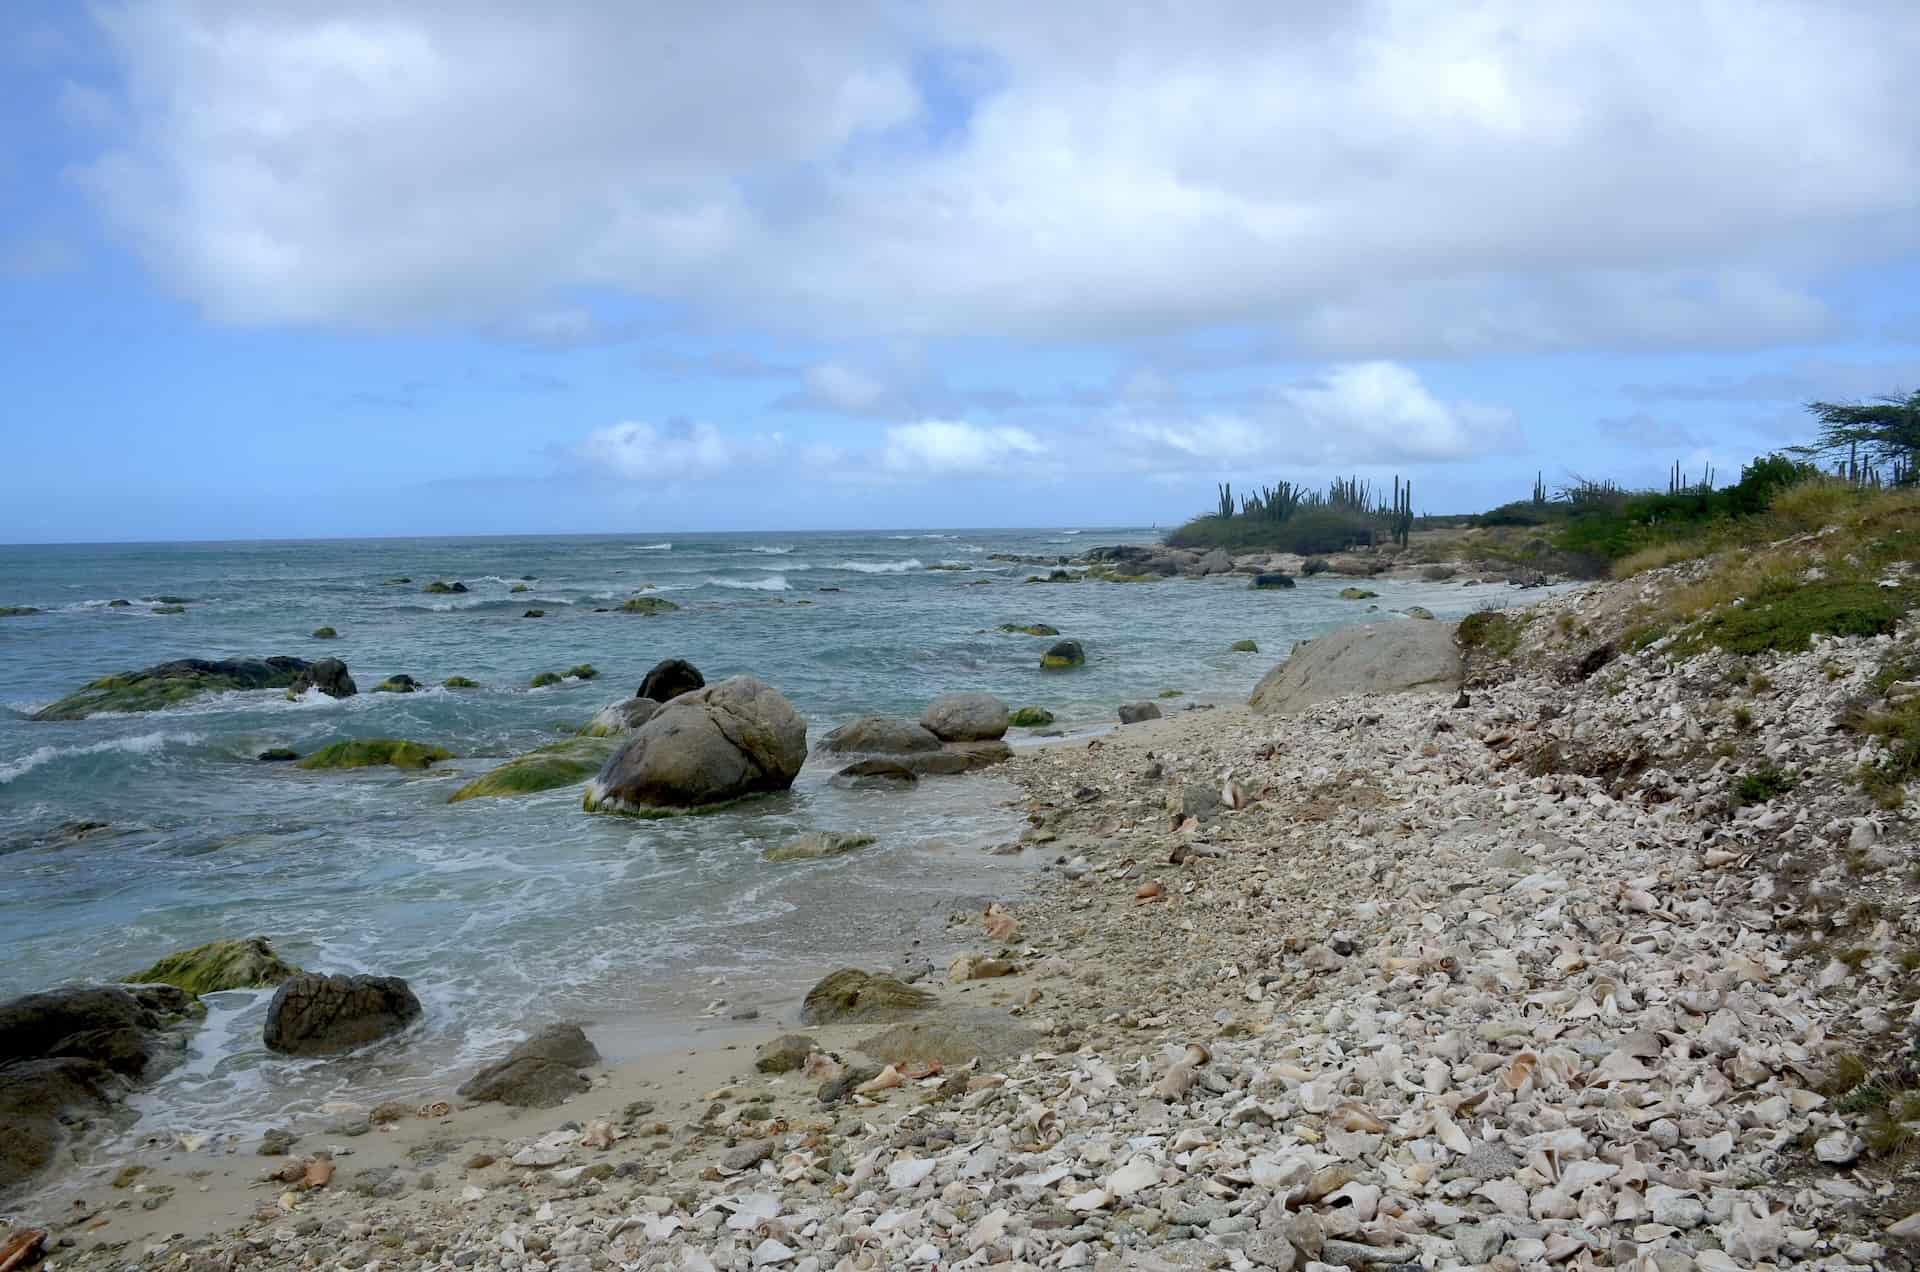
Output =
[
  {"x1": 583, "y1": 676, "x2": 807, "y2": 815},
  {"x1": 125, "y1": 937, "x2": 301, "y2": 995},
  {"x1": 446, "y1": 738, "x2": 620, "y2": 802},
  {"x1": 763, "y1": 832, "x2": 877, "y2": 863},
  {"x1": 818, "y1": 717, "x2": 942, "y2": 755},
  {"x1": 921, "y1": 694, "x2": 1009, "y2": 743},
  {"x1": 32, "y1": 656, "x2": 316, "y2": 721},
  {"x1": 297, "y1": 739, "x2": 451, "y2": 770},
  {"x1": 1249, "y1": 619, "x2": 1463, "y2": 715},
  {"x1": 1040, "y1": 640, "x2": 1085, "y2": 670},
  {"x1": 1117, "y1": 702, "x2": 1162, "y2": 724},
  {"x1": 638, "y1": 659, "x2": 705, "y2": 702},
  {"x1": 0, "y1": 984, "x2": 197, "y2": 1195},
  {"x1": 579, "y1": 697, "x2": 660, "y2": 738},
  {"x1": 455, "y1": 1024, "x2": 598, "y2": 1108},
  {"x1": 262, "y1": 974, "x2": 422, "y2": 1056},
  {"x1": 286, "y1": 657, "x2": 356, "y2": 700},
  {"x1": 800, "y1": 969, "x2": 934, "y2": 1025}
]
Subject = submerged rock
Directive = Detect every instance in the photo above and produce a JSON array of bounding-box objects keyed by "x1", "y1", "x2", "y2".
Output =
[
  {"x1": 446, "y1": 737, "x2": 620, "y2": 803},
  {"x1": 1249, "y1": 619, "x2": 1462, "y2": 716},
  {"x1": 1118, "y1": 702, "x2": 1162, "y2": 724},
  {"x1": 442, "y1": 675, "x2": 479, "y2": 689},
  {"x1": 0, "y1": 606, "x2": 39, "y2": 617},
  {"x1": 0, "y1": 984, "x2": 199, "y2": 1194},
  {"x1": 285, "y1": 657, "x2": 356, "y2": 700},
  {"x1": 371, "y1": 674, "x2": 418, "y2": 694},
  {"x1": 456, "y1": 1024, "x2": 599, "y2": 1108},
  {"x1": 311, "y1": 626, "x2": 337, "y2": 639},
  {"x1": 800, "y1": 969, "x2": 935, "y2": 1025},
  {"x1": 422, "y1": 581, "x2": 467, "y2": 594},
  {"x1": 262, "y1": 974, "x2": 422, "y2": 1056},
  {"x1": 637, "y1": 658, "x2": 705, "y2": 702},
  {"x1": 832, "y1": 759, "x2": 919, "y2": 789},
  {"x1": 529, "y1": 671, "x2": 564, "y2": 688},
  {"x1": 578, "y1": 697, "x2": 660, "y2": 738},
  {"x1": 763, "y1": 831, "x2": 877, "y2": 863},
  {"x1": 257, "y1": 748, "x2": 299, "y2": 762},
  {"x1": 1340, "y1": 586, "x2": 1380, "y2": 600},
  {"x1": 818, "y1": 716, "x2": 942, "y2": 755},
  {"x1": 921, "y1": 693, "x2": 1010, "y2": 742},
  {"x1": 583, "y1": 676, "x2": 806, "y2": 815},
  {"x1": 1230, "y1": 639, "x2": 1259, "y2": 652},
  {"x1": 619, "y1": 596, "x2": 679, "y2": 615},
  {"x1": 33, "y1": 656, "x2": 316, "y2": 721},
  {"x1": 1040, "y1": 639, "x2": 1086, "y2": 670},
  {"x1": 125, "y1": 937, "x2": 301, "y2": 996},
  {"x1": 1250, "y1": 572, "x2": 1296, "y2": 590},
  {"x1": 297, "y1": 739, "x2": 451, "y2": 771},
  {"x1": 997, "y1": 623, "x2": 1059, "y2": 637},
  {"x1": 1008, "y1": 706, "x2": 1055, "y2": 727}
]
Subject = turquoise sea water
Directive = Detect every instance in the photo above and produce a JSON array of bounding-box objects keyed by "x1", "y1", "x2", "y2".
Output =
[{"x1": 0, "y1": 529, "x2": 1498, "y2": 1142}]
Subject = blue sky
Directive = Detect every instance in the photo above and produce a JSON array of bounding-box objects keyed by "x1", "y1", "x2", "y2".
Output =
[{"x1": 4, "y1": 1, "x2": 1919, "y2": 543}]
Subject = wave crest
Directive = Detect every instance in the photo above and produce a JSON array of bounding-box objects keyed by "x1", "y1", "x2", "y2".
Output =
[
  {"x1": 836, "y1": 559, "x2": 923, "y2": 574},
  {"x1": 0, "y1": 731, "x2": 204, "y2": 785}
]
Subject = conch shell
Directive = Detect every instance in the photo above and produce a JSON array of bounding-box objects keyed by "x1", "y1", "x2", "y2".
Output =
[
  {"x1": 302, "y1": 1157, "x2": 334, "y2": 1190},
  {"x1": 857, "y1": 1065, "x2": 904, "y2": 1093},
  {"x1": 580, "y1": 1119, "x2": 625, "y2": 1149},
  {"x1": 1136, "y1": 881, "x2": 1166, "y2": 904}
]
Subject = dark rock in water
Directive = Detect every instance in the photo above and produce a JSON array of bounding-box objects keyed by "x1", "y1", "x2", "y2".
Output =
[
  {"x1": 422, "y1": 581, "x2": 467, "y2": 594},
  {"x1": 384, "y1": 577, "x2": 412, "y2": 585},
  {"x1": 754, "y1": 1034, "x2": 815, "y2": 1074},
  {"x1": 442, "y1": 676, "x2": 480, "y2": 689},
  {"x1": 311, "y1": 626, "x2": 338, "y2": 639},
  {"x1": 522, "y1": 609, "x2": 546, "y2": 619},
  {"x1": 108, "y1": 599, "x2": 132, "y2": 608},
  {"x1": 285, "y1": 657, "x2": 356, "y2": 701},
  {"x1": 41, "y1": 820, "x2": 112, "y2": 847},
  {"x1": 258, "y1": 748, "x2": 299, "y2": 762},
  {"x1": 1230, "y1": 639, "x2": 1259, "y2": 653},
  {"x1": 298, "y1": 739, "x2": 450, "y2": 771},
  {"x1": 371, "y1": 674, "x2": 418, "y2": 694},
  {"x1": 800, "y1": 969, "x2": 934, "y2": 1025},
  {"x1": 567, "y1": 665, "x2": 598, "y2": 680},
  {"x1": 619, "y1": 596, "x2": 679, "y2": 615},
  {"x1": 997, "y1": 623, "x2": 1058, "y2": 637},
  {"x1": 817, "y1": 586, "x2": 841, "y2": 592},
  {"x1": 529, "y1": 670, "x2": 563, "y2": 688},
  {"x1": 33, "y1": 656, "x2": 316, "y2": 721},
  {"x1": 456, "y1": 1024, "x2": 599, "y2": 1108},
  {"x1": 1340, "y1": 586, "x2": 1379, "y2": 600},
  {"x1": 921, "y1": 693, "x2": 1010, "y2": 742},
  {"x1": 1007, "y1": 706, "x2": 1054, "y2": 728},
  {"x1": 1118, "y1": 702, "x2": 1163, "y2": 724},
  {"x1": 832, "y1": 758, "x2": 919, "y2": 789},
  {"x1": 1250, "y1": 573, "x2": 1296, "y2": 590},
  {"x1": 907, "y1": 740, "x2": 1011, "y2": 774},
  {"x1": 1040, "y1": 639, "x2": 1086, "y2": 670},
  {"x1": 0, "y1": 606, "x2": 40, "y2": 617},
  {"x1": 0, "y1": 984, "x2": 197, "y2": 1194},
  {"x1": 583, "y1": 676, "x2": 806, "y2": 815},
  {"x1": 818, "y1": 716, "x2": 942, "y2": 755},
  {"x1": 125, "y1": 936, "x2": 301, "y2": 996},
  {"x1": 262, "y1": 974, "x2": 422, "y2": 1056},
  {"x1": 637, "y1": 658, "x2": 705, "y2": 703},
  {"x1": 151, "y1": 604, "x2": 186, "y2": 614},
  {"x1": 510, "y1": 584, "x2": 529, "y2": 593},
  {"x1": 579, "y1": 697, "x2": 660, "y2": 738}
]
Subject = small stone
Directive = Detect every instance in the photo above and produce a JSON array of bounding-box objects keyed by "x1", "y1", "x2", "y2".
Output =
[{"x1": 1816, "y1": 1130, "x2": 1864, "y2": 1165}]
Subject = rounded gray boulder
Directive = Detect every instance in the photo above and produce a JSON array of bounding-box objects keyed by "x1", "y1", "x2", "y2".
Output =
[
  {"x1": 818, "y1": 716, "x2": 943, "y2": 755},
  {"x1": 921, "y1": 693, "x2": 1010, "y2": 743},
  {"x1": 583, "y1": 676, "x2": 807, "y2": 814},
  {"x1": 262, "y1": 974, "x2": 422, "y2": 1056}
]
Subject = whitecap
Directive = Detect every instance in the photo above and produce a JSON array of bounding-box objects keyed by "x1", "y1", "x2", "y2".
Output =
[
  {"x1": 0, "y1": 730, "x2": 204, "y2": 785},
  {"x1": 836, "y1": 559, "x2": 923, "y2": 574},
  {"x1": 707, "y1": 576, "x2": 789, "y2": 591},
  {"x1": 745, "y1": 545, "x2": 794, "y2": 555},
  {"x1": 635, "y1": 542, "x2": 673, "y2": 551}
]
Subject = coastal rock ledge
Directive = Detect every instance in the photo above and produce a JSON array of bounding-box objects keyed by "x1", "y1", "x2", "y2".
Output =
[
  {"x1": 32, "y1": 656, "x2": 326, "y2": 721},
  {"x1": 583, "y1": 676, "x2": 806, "y2": 815}
]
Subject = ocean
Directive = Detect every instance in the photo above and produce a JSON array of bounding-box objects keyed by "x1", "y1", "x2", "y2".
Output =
[{"x1": 0, "y1": 528, "x2": 1494, "y2": 1144}]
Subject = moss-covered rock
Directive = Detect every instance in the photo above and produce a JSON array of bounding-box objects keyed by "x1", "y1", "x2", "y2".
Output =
[
  {"x1": 297, "y1": 739, "x2": 451, "y2": 771},
  {"x1": 619, "y1": 596, "x2": 679, "y2": 615},
  {"x1": 151, "y1": 605, "x2": 187, "y2": 615},
  {"x1": 510, "y1": 584, "x2": 529, "y2": 593},
  {"x1": 423, "y1": 581, "x2": 467, "y2": 594},
  {"x1": 125, "y1": 936, "x2": 301, "y2": 996},
  {"x1": 762, "y1": 831, "x2": 877, "y2": 863},
  {"x1": 311, "y1": 626, "x2": 337, "y2": 639},
  {"x1": 1340, "y1": 587, "x2": 1380, "y2": 600},
  {"x1": 442, "y1": 676, "x2": 479, "y2": 689},
  {"x1": 446, "y1": 737, "x2": 619, "y2": 803},
  {"x1": 529, "y1": 671, "x2": 564, "y2": 688},
  {"x1": 0, "y1": 606, "x2": 40, "y2": 616},
  {"x1": 32, "y1": 656, "x2": 315, "y2": 721},
  {"x1": 1249, "y1": 573, "x2": 1296, "y2": 590},
  {"x1": 371, "y1": 675, "x2": 418, "y2": 694},
  {"x1": 1007, "y1": 706, "x2": 1054, "y2": 727},
  {"x1": 578, "y1": 698, "x2": 659, "y2": 737},
  {"x1": 800, "y1": 969, "x2": 934, "y2": 1025},
  {"x1": 566, "y1": 664, "x2": 598, "y2": 681},
  {"x1": 1040, "y1": 639, "x2": 1085, "y2": 670},
  {"x1": 997, "y1": 623, "x2": 1059, "y2": 637},
  {"x1": 257, "y1": 748, "x2": 299, "y2": 762},
  {"x1": 1230, "y1": 639, "x2": 1259, "y2": 653}
]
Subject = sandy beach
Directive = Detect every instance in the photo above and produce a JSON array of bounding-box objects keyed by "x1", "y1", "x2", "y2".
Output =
[{"x1": 9, "y1": 560, "x2": 1920, "y2": 1272}]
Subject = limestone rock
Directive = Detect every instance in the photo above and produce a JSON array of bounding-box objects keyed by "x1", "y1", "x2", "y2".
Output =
[
  {"x1": 1249, "y1": 620, "x2": 1462, "y2": 715},
  {"x1": 262, "y1": 974, "x2": 422, "y2": 1057},
  {"x1": 583, "y1": 676, "x2": 807, "y2": 815},
  {"x1": 800, "y1": 969, "x2": 935, "y2": 1025},
  {"x1": 920, "y1": 694, "x2": 1011, "y2": 742}
]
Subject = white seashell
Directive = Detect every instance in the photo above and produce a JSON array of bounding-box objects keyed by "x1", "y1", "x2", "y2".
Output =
[
  {"x1": 887, "y1": 1158, "x2": 937, "y2": 1190},
  {"x1": 1105, "y1": 1156, "x2": 1161, "y2": 1197},
  {"x1": 751, "y1": 1238, "x2": 794, "y2": 1266},
  {"x1": 1066, "y1": 1187, "x2": 1112, "y2": 1211}
]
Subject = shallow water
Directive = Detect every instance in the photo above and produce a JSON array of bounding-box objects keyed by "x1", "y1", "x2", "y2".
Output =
[{"x1": 0, "y1": 529, "x2": 1516, "y2": 1141}]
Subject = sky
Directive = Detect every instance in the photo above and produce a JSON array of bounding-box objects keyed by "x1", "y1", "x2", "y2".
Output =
[{"x1": 3, "y1": 1, "x2": 1919, "y2": 543}]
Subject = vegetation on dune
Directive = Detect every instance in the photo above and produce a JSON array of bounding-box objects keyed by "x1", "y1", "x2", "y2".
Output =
[
  {"x1": 297, "y1": 739, "x2": 452, "y2": 771},
  {"x1": 1167, "y1": 475, "x2": 1414, "y2": 554},
  {"x1": 1458, "y1": 609, "x2": 1526, "y2": 659}
]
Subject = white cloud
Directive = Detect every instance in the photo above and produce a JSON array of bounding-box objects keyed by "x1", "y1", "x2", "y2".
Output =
[
  {"x1": 882, "y1": 420, "x2": 1045, "y2": 474},
  {"x1": 804, "y1": 362, "x2": 887, "y2": 412},
  {"x1": 575, "y1": 421, "x2": 778, "y2": 481},
  {"x1": 76, "y1": 2, "x2": 1920, "y2": 354}
]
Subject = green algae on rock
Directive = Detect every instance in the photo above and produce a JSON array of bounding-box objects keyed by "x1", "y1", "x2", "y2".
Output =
[
  {"x1": 1007, "y1": 706, "x2": 1055, "y2": 728},
  {"x1": 442, "y1": 675, "x2": 479, "y2": 688},
  {"x1": 1039, "y1": 639, "x2": 1086, "y2": 670},
  {"x1": 446, "y1": 737, "x2": 618, "y2": 803},
  {"x1": 125, "y1": 936, "x2": 302, "y2": 996},
  {"x1": 296, "y1": 739, "x2": 451, "y2": 771},
  {"x1": 996, "y1": 623, "x2": 1059, "y2": 636},
  {"x1": 31, "y1": 656, "x2": 315, "y2": 721},
  {"x1": 529, "y1": 671, "x2": 564, "y2": 688},
  {"x1": 1231, "y1": 639, "x2": 1259, "y2": 652},
  {"x1": 311, "y1": 626, "x2": 337, "y2": 639},
  {"x1": 566, "y1": 664, "x2": 599, "y2": 680},
  {"x1": 763, "y1": 831, "x2": 877, "y2": 863},
  {"x1": 370, "y1": 675, "x2": 418, "y2": 694},
  {"x1": 619, "y1": 596, "x2": 679, "y2": 615}
]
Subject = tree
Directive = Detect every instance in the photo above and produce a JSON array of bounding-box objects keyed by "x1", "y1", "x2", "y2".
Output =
[{"x1": 1794, "y1": 390, "x2": 1920, "y2": 479}]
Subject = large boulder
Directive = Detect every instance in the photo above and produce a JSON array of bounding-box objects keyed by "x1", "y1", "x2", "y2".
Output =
[
  {"x1": 800, "y1": 969, "x2": 935, "y2": 1025},
  {"x1": 818, "y1": 716, "x2": 942, "y2": 755},
  {"x1": 286, "y1": 658, "x2": 356, "y2": 700},
  {"x1": 446, "y1": 737, "x2": 619, "y2": 803},
  {"x1": 638, "y1": 658, "x2": 705, "y2": 702},
  {"x1": 1040, "y1": 640, "x2": 1085, "y2": 670},
  {"x1": 583, "y1": 676, "x2": 806, "y2": 815},
  {"x1": 578, "y1": 698, "x2": 661, "y2": 738},
  {"x1": 1249, "y1": 620, "x2": 1463, "y2": 716},
  {"x1": 1118, "y1": 702, "x2": 1162, "y2": 724},
  {"x1": 32, "y1": 657, "x2": 315, "y2": 720},
  {"x1": 125, "y1": 937, "x2": 301, "y2": 995},
  {"x1": 0, "y1": 984, "x2": 197, "y2": 1195},
  {"x1": 456, "y1": 1024, "x2": 598, "y2": 1108},
  {"x1": 921, "y1": 694, "x2": 1010, "y2": 743},
  {"x1": 262, "y1": 974, "x2": 422, "y2": 1056}
]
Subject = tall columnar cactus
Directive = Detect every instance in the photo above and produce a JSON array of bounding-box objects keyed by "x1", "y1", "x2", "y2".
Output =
[
  {"x1": 1217, "y1": 482, "x2": 1234, "y2": 518},
  {"x1": 1390, "y1": 476, "x2": 1413, "y2": 547},
  {"x1": 1532, "y1": 471, "x2": 1547, "y2": 506}
]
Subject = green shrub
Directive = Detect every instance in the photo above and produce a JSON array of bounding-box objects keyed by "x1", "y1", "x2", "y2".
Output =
[
  {"x1": 1733, "y1": 764, "x2": 1797, "y2": 804},
  {"x1": 1674, "y1": 579, "x2": 1906, "y2": 655},
  {"x1": 1458, "y1": 609, "x2": 1524, "y2": 658},
  {"x1": 1167, "y1": 507, "x2": 1381, "y2": 554}
]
